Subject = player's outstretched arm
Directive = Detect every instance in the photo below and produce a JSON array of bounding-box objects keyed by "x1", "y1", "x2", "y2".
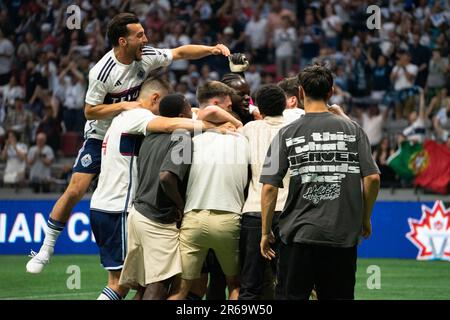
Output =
[
  {"x1": 171, "y1": 44, "x2": 230, "y2": 61},
  {"x1": 84, "y1": 101, "x2": 142, "y2": 120},
  {"x1": 197, "y1": 105, "x2": 243, "y2": 128},
  {"x1": 146, "y1": 117, "x2": 218, "y2": 133}
]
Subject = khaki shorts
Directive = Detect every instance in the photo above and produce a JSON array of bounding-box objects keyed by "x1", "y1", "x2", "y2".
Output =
[
  {"x1": 179, "y1": 209, "x2": 241, "y2": 280},
  {"x1": 119, "y1": 206, "x2": 182, "y2": 289}
]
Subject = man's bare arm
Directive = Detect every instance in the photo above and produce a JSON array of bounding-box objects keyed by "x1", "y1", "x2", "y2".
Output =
[
  {"x1": 197, "y1": 105, "x2": 243, "y2": 128},
  {"x1": 171, "y1": 44, "x2": 230, "y2": 60},
  {"x1": 260, "y1": 183, "x2": 279, "y2": 260},
  {"x1": 84, "y1": 101, "x2": 141, "y2": 120},
  {"x1": 146, "y1": 117, "x2": 216, "y2": 133}
]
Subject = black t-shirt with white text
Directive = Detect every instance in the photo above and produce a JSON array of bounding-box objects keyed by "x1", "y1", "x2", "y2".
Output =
[{"x1": 260, "y1": 112, "x2": 380, "y2": 247}]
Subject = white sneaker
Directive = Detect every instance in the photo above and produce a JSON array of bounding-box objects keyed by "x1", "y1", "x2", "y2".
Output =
[{"x1": 26, "y1": 248, "x2": 54, "y2": 274}]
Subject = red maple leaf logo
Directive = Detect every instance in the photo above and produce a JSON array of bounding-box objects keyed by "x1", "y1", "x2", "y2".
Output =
[{"x1": 406, "y1": 201, "x2": 450, "y2": 261}]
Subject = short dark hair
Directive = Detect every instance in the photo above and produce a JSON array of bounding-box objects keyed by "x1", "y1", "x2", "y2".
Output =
[
  {"x1": 255, "y1": 85, "x2": 286, "y2": 117},
  {"x1": 297, "y1": 63, "x2": 333, "y2": 101},
  {"x1": 277, "y1": 77, "x2": 299, "y2": 100},
  {"x1": 107, "y1": 13, "x2": 140, "y2": 47},
  {"x1": 221, "y1": 73, "x2": 244, "y2": 87},
  {"x1": 196, "y1": 81, "x2": 235, "y2": 105},
  {"x1": 159, "y1": 94, "x2": 189, "y2": 118}
]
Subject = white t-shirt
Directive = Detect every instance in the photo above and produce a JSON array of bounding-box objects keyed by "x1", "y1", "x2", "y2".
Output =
[
  {"x1": 90, "y1": 108, "x2": 158, "y2": 213},
  {"x1": 392, "y1": 64, "x2": 418, "y2": 90},
  {"x1": 28, "y1": 145, "x2": 54, "y2": 179},
  {"x1": 322, "y1": 15, "x2": 341, "y2": 38},
  {"x1": 361, "y1": 113, "x2": 384, "y2": 146},
  {"x1": 244, "y1": 18, "x2": 268, "y2": 49},
  {"x1": 0, "y1": 38, "x2": 14, "y2": 75},
  {"x1": 184, "y1": 131, "x2": 250, "y2": 214},
  {"x1": 84, "y1": 46, "x2": 172, "y2": 140},
  {"x1": 403, "y1": 118, "x2": 426, "y2": 143},
  {"x1": 242, "y1": 116, "x2": 291, "y2": 213},
  {"x1": 274, "y1": 27, "x2": 297, "y2": 58},
  {"x1": 283, "y1": 108, "x2": 305, "y2": 124}
]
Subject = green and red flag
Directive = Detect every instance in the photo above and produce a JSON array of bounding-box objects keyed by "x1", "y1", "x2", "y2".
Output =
[
  {"x1": 414, "y1": 140, "x2": 450, "y2": 194},
  {"x1": 388, "y1": 140, "x2": 450, "y2": 194}
]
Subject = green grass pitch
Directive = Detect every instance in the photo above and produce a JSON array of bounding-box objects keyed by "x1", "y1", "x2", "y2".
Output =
[{"x1": 0, "y1": 255, "x2": 449, "y2": 300}]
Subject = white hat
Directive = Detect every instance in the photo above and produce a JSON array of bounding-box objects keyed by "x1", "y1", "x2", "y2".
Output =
[
  {"x1": 224, "y1": 27, "x2": 234, "y2": 35},
  {"x1": 41, "y1": 23, "x2": 51, "y2": 32}
]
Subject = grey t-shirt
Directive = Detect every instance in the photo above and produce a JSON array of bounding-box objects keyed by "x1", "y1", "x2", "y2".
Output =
[
  {"x1": 133, "y1": 131, "x2": 192, "y2": 224},
  {"x1": 28, "y1": 145, "x2": 54, "y2": 179},
  {"x1": 260, "y1": 112, "x2": 380, "y2": 247}
]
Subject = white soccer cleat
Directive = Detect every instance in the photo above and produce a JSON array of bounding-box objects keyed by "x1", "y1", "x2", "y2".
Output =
[{"x1": 26, "y1": 249, "x2": 53, "y2": 274}]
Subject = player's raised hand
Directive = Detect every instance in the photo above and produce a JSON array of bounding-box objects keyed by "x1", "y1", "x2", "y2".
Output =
[
  {"x1": 211, "y1": 44, "x2": 231, "y2": 57},
  {"x1": 121, "y1": 101, "x2": 142, "y2": 111}
]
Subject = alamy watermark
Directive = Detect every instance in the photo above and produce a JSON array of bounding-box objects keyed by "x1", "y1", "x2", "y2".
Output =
[
  {"x1": 66, "y1": 265, "x2": 81, "y2": 290},
  {"x1": 66, "y1": 5, "x2": 81, "y2": 30},
  {"x1": 367, "y1": 5, "x2": 381, "y2": 30},
  {"x1": 366, "y1": 265, "x2": 381, "y2": 290}
]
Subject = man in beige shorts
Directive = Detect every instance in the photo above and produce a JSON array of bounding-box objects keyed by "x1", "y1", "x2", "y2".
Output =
[
  {"x1": 168, "y1": 81, "x2": 250, "y2": 300},
  {"x1": 119, "y1": 94, "x2": 194, "y2": 299}
]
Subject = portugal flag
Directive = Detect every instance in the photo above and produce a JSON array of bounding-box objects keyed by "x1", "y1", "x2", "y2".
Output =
[
  {"x1": 414, "y1": 140, "x2": 450, "y2": 194},
  {"x1": 387, "y1": 141, "x2": 424, "y2": 180}
]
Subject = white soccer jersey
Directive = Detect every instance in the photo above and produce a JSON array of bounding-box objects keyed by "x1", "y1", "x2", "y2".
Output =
[
  {"x1": 84, "y1": 46, "x2": 172, "y2": 140},
  {"x1": 90, "y1": 108, "x2": 158, "y2": 213}
]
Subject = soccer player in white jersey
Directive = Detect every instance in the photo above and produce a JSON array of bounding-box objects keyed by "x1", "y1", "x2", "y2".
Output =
[{"x1": 26, "y1": 12, "x2": 231, "y2": 274}]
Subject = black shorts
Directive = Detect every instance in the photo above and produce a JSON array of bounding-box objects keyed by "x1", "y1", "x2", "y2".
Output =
[
  {"x1": 276, "y1": 243, "x2": 357, "y2": 300},
  {"x1": 90, "y1": 210, "x2": 127, "y2": 270}
]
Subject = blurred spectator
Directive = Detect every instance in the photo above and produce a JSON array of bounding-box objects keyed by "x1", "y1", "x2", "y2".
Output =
[
  {"x1": 244, "y1": 7, "x2": 268, "y2": 64},
  {"x1": 55, "y1": 61, "x2": 86, "y2": 132},
  {"x1": 349, "y1": 46, "x2": 370, "y2": 98},
  {"x1": 403, "y1": 89, "x2": 427, "y2": 144},
  {"x1": 273, "y1": 15, "x2": 297, "y2": 79},
  {"x1": 27, "y1": 132, "x2": 54, "y2": 193},
  {"x1": 409, "y1": 33, "x2": 431, "y2": 88},
  {"x1": 357, "y1": 105, "x2": 389, "y2": 151},
  {"x1": 17, "y1": 31, "x2": 39, "y2": 65},
  {"x1": 1, "y1": 75, "x2": 25, "y2": 108},
  {"x1": 426, "y1": 48, "x2": 448, "y2": 94},
  {"x1": 298, "y1": 8, "x2": 322, "y2": 68},
  {"x1": 244, "y1": 64, "x2": 261, "y2": 94},
  {"x1": 373, "y1": 137, "x2": 397, "y2": 188},
  {"x1": 176, "y1": 82, "x2": 197, "y2": 107},
  {"x1": 367, "y1": 54, "x2": 391, "y2": 101},
  {"x1": 36, "y1": 104, "x2": 62, "y2": 154},
  {"x1": 0, "y1": 27, "x2": 13, "y2": 86},
  {"x1": 1, "y1": 130, "x2": 27, "y2": 188},
  {"x1": 321, "y1": 3, "x2": 342, "y2": 50},
  {"x1": 165, "y1": 22, "x2": 191, "y2": 81},
  {"x1": 391, "y1": 51, "x2": 418, "y2": 119},
  {"x1": 4, "y1": 97, "x2": 33, "y2": 144}
]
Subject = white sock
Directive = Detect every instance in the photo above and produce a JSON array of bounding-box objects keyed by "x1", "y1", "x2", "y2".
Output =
[
  {"x1": 42, "y1": 218, "x2": 65, "y2": 252},
  {"x1": 98, "y1": 287, "x2": 122, "y2": 300},
  {"x1": 97, "y1": 293, "x2": 111, "y2": 300}
]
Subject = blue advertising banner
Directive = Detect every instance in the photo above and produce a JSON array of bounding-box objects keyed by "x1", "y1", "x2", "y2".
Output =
[{"x1": 1, "y1": 200, "x2": 449, "y2": 259}]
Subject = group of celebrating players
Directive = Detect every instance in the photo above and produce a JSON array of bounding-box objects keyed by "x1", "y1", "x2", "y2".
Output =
[{"x1": 26, "y1": 12, "x2": 379, "y2": 301}]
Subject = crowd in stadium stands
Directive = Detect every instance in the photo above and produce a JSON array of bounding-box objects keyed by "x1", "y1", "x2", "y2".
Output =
[{"x1": 0, "y1": 0, "x2": 449, "y2": 191}]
